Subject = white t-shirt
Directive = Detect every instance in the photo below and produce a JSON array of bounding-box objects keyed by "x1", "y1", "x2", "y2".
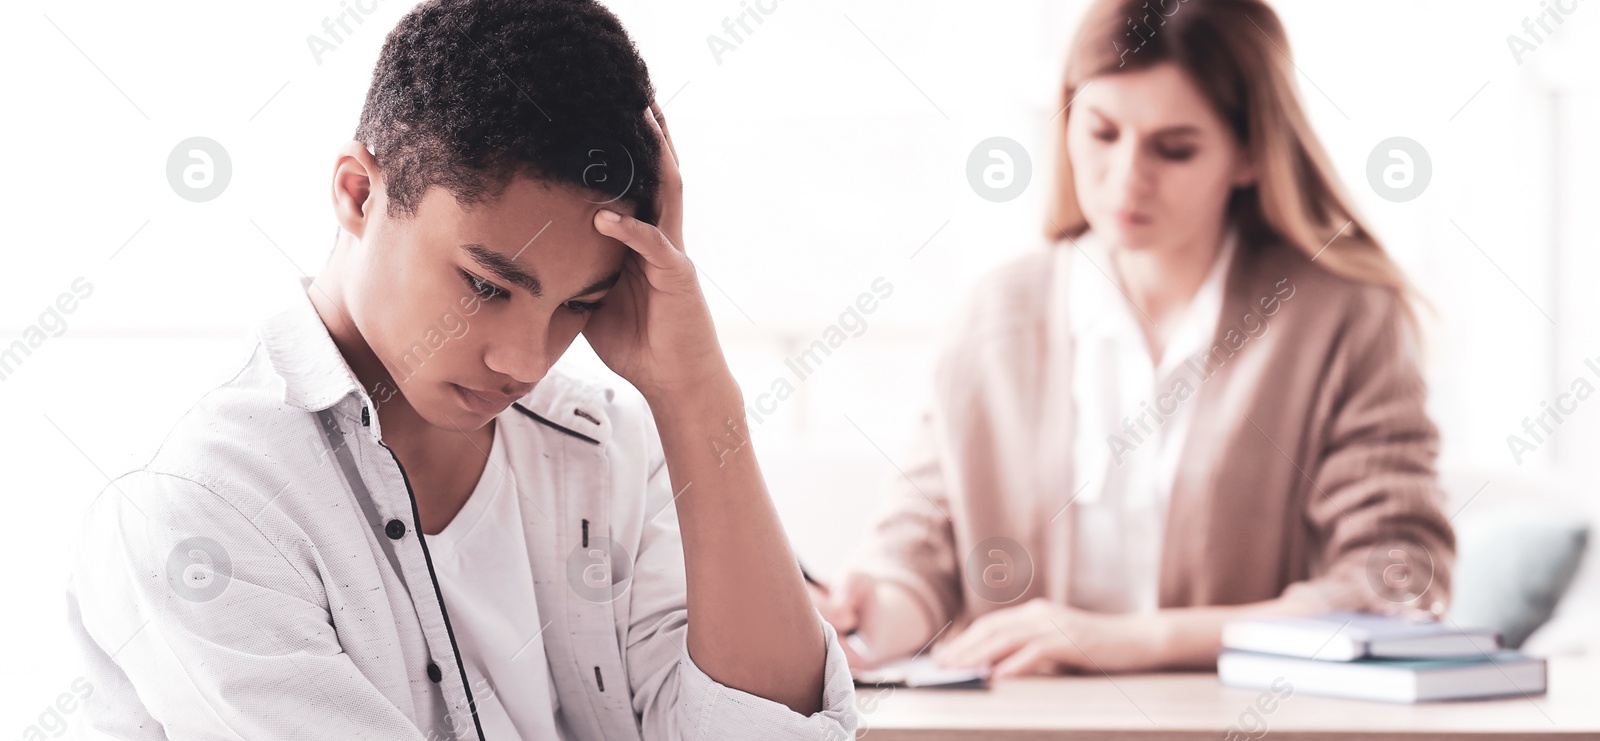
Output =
[
  {"x1": 1066, "y1": 227, "x2": 1236, "y2": 614},
  {"x1": 427, "y1": 418, "x2": 568, "y2": 739}
]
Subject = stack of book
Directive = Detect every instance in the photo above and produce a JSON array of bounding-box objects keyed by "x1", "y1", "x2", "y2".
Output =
[{"x1": 1218, "y1": 612, "x2": 1548, "y2": 702}]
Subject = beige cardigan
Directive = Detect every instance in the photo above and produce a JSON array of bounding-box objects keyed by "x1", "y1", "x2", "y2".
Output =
[{"x1": 849, "y1": 237, "x2": 1454, "y2": 634}]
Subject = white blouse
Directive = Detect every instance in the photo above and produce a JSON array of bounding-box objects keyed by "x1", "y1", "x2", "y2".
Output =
[{"x1": 1066, "y1": 227, "x2": 1237, "y2": 614}]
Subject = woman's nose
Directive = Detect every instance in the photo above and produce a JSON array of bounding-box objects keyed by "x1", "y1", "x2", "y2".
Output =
[{"x1": 1109, "y1": 140, "x2": 1155, "y2": 201}]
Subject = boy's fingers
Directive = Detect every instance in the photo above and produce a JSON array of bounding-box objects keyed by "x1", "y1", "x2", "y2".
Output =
[
  {"x1": 594, "y1": 210, "x2": 679, "y2": 270},
  {"x1": 641, "y1": 106, "x2": 683, "y2": 245},
  {"x1": 644, "y1": 105, "x2": 679, "y2": 175},
  {"x1": 649, "y1": 101, "x2": 677, "y2": 164}
]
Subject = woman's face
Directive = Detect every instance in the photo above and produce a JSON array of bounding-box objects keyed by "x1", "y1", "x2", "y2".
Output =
[{"x1": 1065, "y1": 61, "x2": 1255, "y2": 255}]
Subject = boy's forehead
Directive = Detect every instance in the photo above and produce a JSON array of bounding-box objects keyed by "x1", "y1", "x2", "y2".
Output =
[
  {"x1": 428, "y1": 176, "x2": 639, "y2": 235},
  {"x1": 415, "y1": 178, "x2": 631, "y2": 288}
]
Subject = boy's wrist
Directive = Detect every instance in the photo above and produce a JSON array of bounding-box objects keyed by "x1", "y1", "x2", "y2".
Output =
[{"x1": 640, "y1": 366, "x2": 740, "y2": 418}]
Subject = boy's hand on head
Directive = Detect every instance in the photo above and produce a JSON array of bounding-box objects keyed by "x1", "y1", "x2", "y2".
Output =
[
  {"x1": 587, "y1": 103, "x2": 732, "y2": 403},
  {"x1": 589, "y1": 108, "x2": 825, "y2": 717}
]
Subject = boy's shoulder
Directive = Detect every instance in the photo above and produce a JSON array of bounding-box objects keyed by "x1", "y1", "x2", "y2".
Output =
[
  {"x1": 94, "y1": 341, "x2": 338, "y2": 519},
  {"x1": 100, "y1": 332, "x2": 665, "y2": 534},
  {"x1": 510, "y1": 361, "x2": 659, "y2": 459}
]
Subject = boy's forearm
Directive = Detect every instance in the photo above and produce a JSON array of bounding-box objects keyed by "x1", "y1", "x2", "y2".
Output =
[{"x1": 645, "y1": 372, "x2": 826, "y2": 716}]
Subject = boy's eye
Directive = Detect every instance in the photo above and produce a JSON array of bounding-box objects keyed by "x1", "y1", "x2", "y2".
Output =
[
  {"x1": 461, "y1": 270, "x2": 508, "y2": 302},
  {"x1": 563, "y1": 299, "x2": 604, "y2": 315},
  {"x1": 1093, "y1": 128, "x2": 1117, "y2": 142}
]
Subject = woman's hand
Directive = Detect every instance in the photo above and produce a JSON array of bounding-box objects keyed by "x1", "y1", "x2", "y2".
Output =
[
  {"x1": 585, "y1": 103, "x2": 729, "y2": 402},
  {"x1": 932, "y1": 599, "x2": 1170, "y2": 677},
  {"x1": 806, "y1": 572, "x2": 881, "y2": 669}
]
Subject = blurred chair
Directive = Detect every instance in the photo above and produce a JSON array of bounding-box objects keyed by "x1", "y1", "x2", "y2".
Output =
[{"x1": 1444, "y1": 470, "x2": 1596, "y2": 653}]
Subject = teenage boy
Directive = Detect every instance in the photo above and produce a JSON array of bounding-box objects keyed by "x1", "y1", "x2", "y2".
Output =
[{"x1": 66, "y1": 1, "x2": 857, "y2": 738}]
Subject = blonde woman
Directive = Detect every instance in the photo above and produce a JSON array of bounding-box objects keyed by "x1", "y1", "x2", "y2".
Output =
[{"x1": 812, "y1": 0, "x2": 1454, "y2": 677}]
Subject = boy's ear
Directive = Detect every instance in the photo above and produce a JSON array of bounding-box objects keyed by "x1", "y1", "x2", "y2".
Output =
[{"x1": 333, "y1": 141, "x2": 380, "y2": 238}]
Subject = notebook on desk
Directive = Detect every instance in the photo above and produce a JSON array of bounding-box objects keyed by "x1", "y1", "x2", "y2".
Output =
[
  {"x1": 1219, "y1": 649, "x2": 1548, "y2": 703},
  {"x1": 1221, "y1": 611, "x2": 1501, "y2": 661},
  {"x1": 852, "y1": 656, "x2": 991, "y2": 689},
  {"x1": 1218, "y1": 611, "x2": 1542, "y2": 703}
]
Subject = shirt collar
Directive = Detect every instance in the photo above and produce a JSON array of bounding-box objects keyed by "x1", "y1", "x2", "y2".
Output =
[
  {"x1": 1066, "y1": 224, "x2": 1239, "y2": 343},
  {"x1": 255, "y1": 276, "x2": 618, "y2": 447},
  {"x1": 256, "y1": 276, "x2": 367, "y2": 414},
  {"x1": 1164, "y1": 225, "x2": 1238, "y2": 374},
  {"x1": 1065, "y1": 229, "x2": 1124, "y2": 338}
]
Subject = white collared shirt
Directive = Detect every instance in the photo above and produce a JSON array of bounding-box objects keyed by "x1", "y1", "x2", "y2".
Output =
[
  {"x1": 66, "y1": 277, "x2": 858, "y2": 740},
  {"x1": 426, "y1": 418, "x2": 566, "y2": 739},
  {"x1": 1066, "y1": 228, "x2": 1236, "y2": 614}
]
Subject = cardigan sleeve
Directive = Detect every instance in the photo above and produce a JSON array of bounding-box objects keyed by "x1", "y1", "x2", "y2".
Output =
[
  {"x1": 842, "y1": 249, "x2": 1057, "y2": 633},
  {"x1": 1283, "y1": 285, "x2": 1455, "y2": 616},
  {"x1": 843, "y1": 404, "x2": 963, "y2": 633}
]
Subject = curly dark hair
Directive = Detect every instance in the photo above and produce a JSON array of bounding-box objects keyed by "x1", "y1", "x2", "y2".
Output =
[{"x1": 354, "y1": 0, "x2": 660, "y2": 221}]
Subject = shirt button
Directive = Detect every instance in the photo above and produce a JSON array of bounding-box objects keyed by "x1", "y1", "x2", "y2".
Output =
[
  {"x1": 427, "y1": 662, "x2": 443, "y2": 683},
  {"x1": 361, "y1": 407, "x2": 371, "y2": 427},
  {"x1": 385, "y1": 519, "x2": 406, "y2": 539}
]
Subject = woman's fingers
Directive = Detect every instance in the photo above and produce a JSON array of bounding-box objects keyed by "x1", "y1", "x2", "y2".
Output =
[
  {"x1": 936, "y1": 613, "x2": 1030, "y2": 668},
  {"x1": 807, "y1": 581, "x2": 856, "y2": 634},
  {"x1": 838, "y1": 633, "x2": 875, "y2": 670},
  {"x1": 935, "y1": 610, "x2": 1004, "y2": 661},
  {"x1": 951, "y1": 630, "x2": 1029, "y2": 669},
  {"x1": 835, "y1": 572, "x2": 882, "y2": 635},
  {"x1": 991, "y1": 642, "x2": 1050, "y2": 679},
  {"x1": 804, "y1": 577, "x2": 882, "y2": 669}
]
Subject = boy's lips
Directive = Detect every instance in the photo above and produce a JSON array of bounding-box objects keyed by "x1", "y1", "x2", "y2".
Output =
[{"x1": 451, "y1": 383, "x2": 519, "y2": 414}]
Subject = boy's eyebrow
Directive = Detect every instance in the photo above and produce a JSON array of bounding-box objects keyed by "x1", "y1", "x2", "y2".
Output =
[
  {"x1": 578, "y1": 270, "x2": 622, "y2": 296},
  {"x1": 462, "y1": 243, "x2": 542, "y2": 297},
  {"x1": 461, "y1": 243, "x2": 621, "y2": 297}
]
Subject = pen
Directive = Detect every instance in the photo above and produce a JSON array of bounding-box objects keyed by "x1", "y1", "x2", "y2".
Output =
[{"x1": 800, "y1": 562, "x2": 876, "y2": 661}]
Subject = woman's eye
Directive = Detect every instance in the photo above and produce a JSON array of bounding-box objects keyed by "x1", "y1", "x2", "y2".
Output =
[
  {"x1": 1156, "y1": 146, "x2": 1196, "y2": 162},
  {"x1": 1093, "y1": 129, "x2": 1117, "y2": 142},
  {"x1": 461, "y1": 271, "x2": 507, "y2": 302},
  {"x1": 563, "y1": 300, "x2": 604, "y2": 315}
]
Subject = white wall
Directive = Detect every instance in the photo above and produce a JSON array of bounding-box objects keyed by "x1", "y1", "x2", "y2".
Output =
[{"x1": 2, "y1": 0, "x2": 1596, "y2": 732}]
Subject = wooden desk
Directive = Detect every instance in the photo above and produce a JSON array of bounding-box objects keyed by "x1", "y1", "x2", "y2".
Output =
[{"x1": 854, "y1": 655, "x2": 1600, "y2": 740}]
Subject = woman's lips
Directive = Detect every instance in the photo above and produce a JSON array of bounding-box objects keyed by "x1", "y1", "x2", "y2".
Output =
[{"x1": 1114, "y1": 209, "x2": 1152, "y2": 227}]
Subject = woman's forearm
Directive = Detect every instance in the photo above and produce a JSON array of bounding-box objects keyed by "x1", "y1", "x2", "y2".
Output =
[
  {"x1": 648, "y1": 372, "x2": 825, "y2": 715},
  {"x1": 1154, "y1": 590, "x2": 1325, "y2": 669}
]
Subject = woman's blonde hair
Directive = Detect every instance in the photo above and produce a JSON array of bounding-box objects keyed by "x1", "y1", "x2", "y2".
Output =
[{"x1": 1047, "y1": 0, "x2": 1417, "y2": 325}]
